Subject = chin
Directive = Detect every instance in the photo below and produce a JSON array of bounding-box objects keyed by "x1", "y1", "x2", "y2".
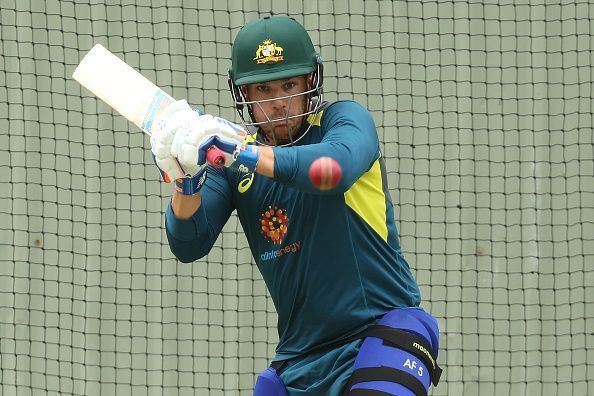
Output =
[{"x1": 259, "y1": 120, "x2": 303, "y2": 145}]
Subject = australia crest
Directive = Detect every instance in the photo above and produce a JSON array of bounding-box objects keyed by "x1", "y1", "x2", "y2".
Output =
[{"x1": 254, "y1": 39, "x2": 284, "y2": 64}]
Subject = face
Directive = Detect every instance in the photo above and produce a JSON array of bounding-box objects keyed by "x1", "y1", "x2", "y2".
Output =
[{"x1": 242, "y1": 75, "x2": 310, "y2": 145}]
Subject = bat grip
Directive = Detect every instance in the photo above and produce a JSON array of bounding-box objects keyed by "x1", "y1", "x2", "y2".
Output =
[{"x1": 206, "y1": 147, "x2": 226, "y2": 168}]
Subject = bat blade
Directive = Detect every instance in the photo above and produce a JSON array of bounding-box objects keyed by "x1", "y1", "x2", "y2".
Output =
[
  {"x1": 72, "y1": 44, "x2": 228, "y2": 170},
  {"x1": 72, "y1": 43, "x2": 173, "y2": 134}
]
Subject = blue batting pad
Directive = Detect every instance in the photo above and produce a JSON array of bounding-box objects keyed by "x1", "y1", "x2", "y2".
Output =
[
  {"x1": 253, "y1": 367, "x2": 289, "y2": 396},
  {"x1": 347, "y1": 307, "x2": 440, "y2": 396}
]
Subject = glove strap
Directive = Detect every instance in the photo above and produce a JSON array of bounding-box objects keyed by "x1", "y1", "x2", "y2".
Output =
[
  {"x1": 174, "y1": 171, "x2": 207, "y2": 195},
  {"x1": 231, "y1": 144, "x2": 259, "y2": 174}
]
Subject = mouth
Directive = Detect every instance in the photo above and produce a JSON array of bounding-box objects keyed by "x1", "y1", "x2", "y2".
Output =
[
  {"x1": 270, "y1": 117, "x2": 289, "y2": 126},
  {"x1": 261, "y1": 126, "x2": 290, "y2": 145}
]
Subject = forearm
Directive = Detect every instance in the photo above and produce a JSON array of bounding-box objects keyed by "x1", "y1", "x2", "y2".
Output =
[
  {"x1": 255, "y1": 146, "x2": 275, "y2": 178},
  {"x1": 269, "y1": 101, "x2": 379, "y2": 194},
  {"x1": 272, "y1": 142, "x2": 361, "y2": 194},
  {"x1": 257, "y1": 142, "x2": 370, "y2": 194},
  {"x1": 165, "y1": 201, "x2": 210, "y2": 262},
  {"x1": 171, "y1": 190, "x2": 202, "y2": 220},
  {"x1": 166, "y1": 167, "x2": 235, "y2": 262}
]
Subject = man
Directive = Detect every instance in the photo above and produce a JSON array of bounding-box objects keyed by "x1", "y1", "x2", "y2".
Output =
[{"x1": 150, "y1": 15, "x2": 442, "y2": 395}]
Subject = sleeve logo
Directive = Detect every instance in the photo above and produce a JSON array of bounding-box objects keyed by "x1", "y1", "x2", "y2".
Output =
[{"x1": 238, "y1": 172, "x2": 254, "y2": 193}]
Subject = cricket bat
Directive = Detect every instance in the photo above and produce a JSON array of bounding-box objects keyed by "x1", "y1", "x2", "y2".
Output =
[{"x1": 72, "y1": 43, "x2": 225, "y2": 170}]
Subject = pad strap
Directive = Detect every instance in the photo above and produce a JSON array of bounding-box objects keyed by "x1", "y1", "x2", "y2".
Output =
[
  {"x1": 345, "y1": 366, "x2": 427, "y2": 396},
  {"x1": 359, "y1": 325, "x2": 442, "y2": 386},
  {"x1": 348, "y1": 390, "x2": 393, "y2": 396}
]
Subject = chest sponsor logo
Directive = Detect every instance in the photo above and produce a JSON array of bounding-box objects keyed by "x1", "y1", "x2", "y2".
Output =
[
  {"x1": 260, "y1": 241, "x2": 301, "y2": 261},
  {"x1": 258, "y1": 206, "x2": 302, "y2": 262},
  {"x1": 259, "y1": 206, "x2": 288, "y2": 244}
]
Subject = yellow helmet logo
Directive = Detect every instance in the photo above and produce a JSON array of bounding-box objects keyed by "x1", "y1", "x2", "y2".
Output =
[{"x1": 254, "y1": 39, "x2": 284, "y2": 64}]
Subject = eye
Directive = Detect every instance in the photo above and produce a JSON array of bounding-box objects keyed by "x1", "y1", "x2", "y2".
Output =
[
  {"x1": 284, "y1": 81, "x2": 297, "y2": 90},
  {"x1": 256, "y1": 85, "x2": 270, "y2": 93}
]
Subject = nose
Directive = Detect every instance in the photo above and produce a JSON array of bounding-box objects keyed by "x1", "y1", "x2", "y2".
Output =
[{"x1": 271, "y1": 95, "x2": 288, "y2": 112}]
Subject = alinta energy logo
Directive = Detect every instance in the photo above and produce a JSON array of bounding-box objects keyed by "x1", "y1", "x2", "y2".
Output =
[
  {"x1": 258, "y1": 206, "x2": 301, "y2": 262},
  {"x1": 260, "y1": 206, "x2": 288, "y2": 244}
]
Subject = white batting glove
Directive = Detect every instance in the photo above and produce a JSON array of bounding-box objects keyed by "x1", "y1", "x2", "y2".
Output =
[
  {"x1": 183, "y1": 115, "x2": 259, "y2": 174},
  {"x1": 171, "y1": 112, "x2": 247, "y2": 169},
  {"x1": 150, "y1": 99, "x2": 257, "y2": 181},
  {"x1": 150, "y1": 99, "x2": 201, "y2": 181}
]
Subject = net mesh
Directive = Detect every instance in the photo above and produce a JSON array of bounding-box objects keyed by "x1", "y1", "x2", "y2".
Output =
[{"x1": 1, "y1": 0, "x2": 592, "y2": 395}]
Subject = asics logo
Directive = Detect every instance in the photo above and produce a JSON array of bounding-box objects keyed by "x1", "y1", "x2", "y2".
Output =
[{"x1": 238, "y1": 172, "x2": 254, "y2": 193}]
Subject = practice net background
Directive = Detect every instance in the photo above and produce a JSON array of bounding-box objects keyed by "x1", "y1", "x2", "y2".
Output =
[{"x1": 1, "y1": 0, "x2": 592, "y2": 395}]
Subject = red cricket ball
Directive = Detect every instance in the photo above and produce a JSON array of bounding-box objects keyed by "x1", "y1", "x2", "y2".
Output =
[{"x1": 309, "y1": 157, "x2": 342, "y2": 191}]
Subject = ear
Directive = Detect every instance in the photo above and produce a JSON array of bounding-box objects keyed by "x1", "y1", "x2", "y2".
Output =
[
  {"x1": 307, "y1": 74, "x2": 314, "y2": 89},
  {"x1": 240, "y1": 85, "x2": 250, "y2": 100}
]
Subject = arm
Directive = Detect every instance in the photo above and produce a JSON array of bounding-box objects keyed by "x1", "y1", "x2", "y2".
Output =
[
  {"x1": 165, "y1": 166, "x2": 234, "y2": 263},
  {"x1": 271, "y1": 100, "x2": 380, "y2": 194},
  {"x1": 255, "y1": 146, "x2": 275, "y2": 178},
  {"x1": 171, "y1": 191, "x2": 201, "y2": 220},
  {"x1": 166, "y1": 144, "x2": 272, "y2": 261},
  {"x1": 150, "y1": 101, "x2": 255, "y2": 262}
]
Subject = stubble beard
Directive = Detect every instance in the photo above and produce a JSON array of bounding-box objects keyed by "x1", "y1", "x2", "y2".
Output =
[
  {"x1": 252, "y1": 94, "x2": 310, "y2": 146},
  {"x1": 259, "y1": 115, "x2": 307, "y2": 146}
]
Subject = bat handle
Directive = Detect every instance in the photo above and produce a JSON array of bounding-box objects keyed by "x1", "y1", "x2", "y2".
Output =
[{"x1": 206, "y1": 146, "x2": 226, "y2": 168}]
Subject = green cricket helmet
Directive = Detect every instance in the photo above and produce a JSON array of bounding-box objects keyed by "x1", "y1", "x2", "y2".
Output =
[{"x1": 228, "y1": 15, "x2": 324, "y2": 145}]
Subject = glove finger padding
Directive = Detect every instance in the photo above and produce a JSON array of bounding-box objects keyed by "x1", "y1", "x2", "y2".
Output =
[
  {"x1": 169, "y1": 114, "x2": 234, "y2": 170},
  {"x1": 155, "y1": 156, "x2": 185, "y2": 181},
  {"x1": 211, "y1": 117, "x2": 248, "y2": 146},
  {"x1": 150, "y1": 100, "x2": 192, "y2": 147},
  {"x1": 177, "y1": 144, "x2": 204, "y2": 177},
  {"x1": 151, "y1": 139, "x2": 173, "y2": 159},
  {"x1": 151, "y1": 100, "x2": 204, "y2": 179},
  {"x1": 150, "y1": 98, "x2": 254, "y2": 179},
  {"x1": 195, "y1": 116, "x2": 248, "y2": 167}
]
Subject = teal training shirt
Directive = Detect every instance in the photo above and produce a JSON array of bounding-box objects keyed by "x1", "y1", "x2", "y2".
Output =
[{"x1": 165, "y1": 100, "x2": 421, "y2": 361}]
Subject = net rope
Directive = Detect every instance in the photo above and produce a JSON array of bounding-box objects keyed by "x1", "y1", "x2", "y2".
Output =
[{"x1": 0, "y1": 1, "x2": 592, "y2": 395}]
